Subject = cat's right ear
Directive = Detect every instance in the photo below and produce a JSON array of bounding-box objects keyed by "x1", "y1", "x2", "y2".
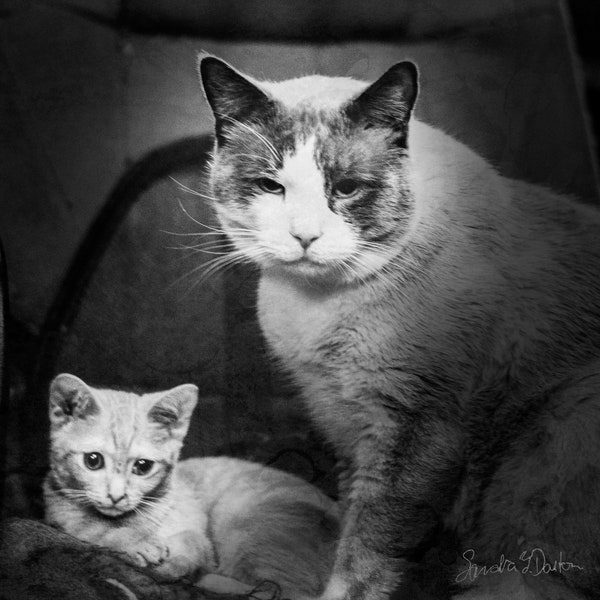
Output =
[
  {"x1": 149, "y1": 384, "x2": 198, "y2": 441},
  {"x1": 198, "y1": 55, "x2": 274, "y2": 144},
  {"x1": 49, "y1": 373, "x2": 99, "y2": 427},
  {"x1": 344, "y1": 61, "x2": 418, "y2": 143}
]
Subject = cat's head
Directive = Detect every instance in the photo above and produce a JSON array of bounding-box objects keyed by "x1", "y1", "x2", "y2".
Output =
[
  {"x1": 47, "y1": 373, "x2": 198, "y2": 518},
  {"x1": 199, "y1": 56, "x2": 418, "y2": 284}
]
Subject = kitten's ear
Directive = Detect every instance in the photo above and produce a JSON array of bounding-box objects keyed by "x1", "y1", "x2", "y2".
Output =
[
  {"x1": 345, "y1": 61, "x2": 418, "y2": 140},
  {"x1": 149, "y1": 384, "x2": 198, "y2": 441},
  {"x1": 198, "y1": 55, "x2": 274, "y2": 144},
  {"x1": 49, "y1": 373, "x2": 99, "y2": 427}
]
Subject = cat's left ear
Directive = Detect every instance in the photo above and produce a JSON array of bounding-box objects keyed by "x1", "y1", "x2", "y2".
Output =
[
  {"x1": 198, "y1": 55, "x2": 275, "y2": 145},
  {"x1": 344, "y1": 61, "x2": 418, "y2": 138},
  {"x1": 149, "y1": 384, "x2": 198, "y2": 441}
]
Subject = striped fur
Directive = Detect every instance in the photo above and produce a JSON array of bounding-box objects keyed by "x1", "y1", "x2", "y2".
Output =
[{"x1": 44, "y1": 374, "x2": 339, "y2": 596}]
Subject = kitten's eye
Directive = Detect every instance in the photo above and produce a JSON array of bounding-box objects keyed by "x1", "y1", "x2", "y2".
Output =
[
  {"x1": 83, "y1": 452, "x2": 104, "y2": 470},
  {"x1": 333, "y1": 178, "x2": 361, "y2": 197},
  {"x1": 132, "y1": 459, "x2": 155, "y2": 476},
  {"x1": 256, "y1": 178, "x2": 285, "y2": 194}
]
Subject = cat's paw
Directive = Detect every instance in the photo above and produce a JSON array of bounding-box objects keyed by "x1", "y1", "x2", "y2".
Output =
[
  {"x1": 100, "y1": 529, "x2": 168, "y2": 569},
  {"x1": 152, "y1": 553, "x2": 196, "y2": 581},
  {"x1": 150, "y1": 531, "x2": 215, "y2": 581},
  {"x1": 129, "y1": 536, "x2": 169, "y2": 568}
]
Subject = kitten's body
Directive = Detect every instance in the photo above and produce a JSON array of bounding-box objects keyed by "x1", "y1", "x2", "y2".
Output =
[
  {"x1": 44, "y1": 375, "x2": 338, "y2": 597},
  {"x1": 199, "y1": 58, "x2": 600, "y2": 600}
]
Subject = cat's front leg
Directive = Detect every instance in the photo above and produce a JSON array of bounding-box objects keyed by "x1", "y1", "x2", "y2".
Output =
[
  {"x1": 153, "y1": 530, "x2": 216, "y2": 581},
  {"x1": 96, "y1": 527, "x2": 168, "y2": 569},
  {"x1": 335, "y1": 455, "x2": 353, "y2": 515},
  {"x1": 319, "y1": 413, "x2": 463, "y2": 600}
]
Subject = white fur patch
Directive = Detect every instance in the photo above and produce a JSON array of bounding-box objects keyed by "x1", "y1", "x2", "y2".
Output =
[
  {"x1": 259, "y1": 75, "x2": 367, "y2": 111},
  {"x1": 319, "y1": 575, "x2": 350, "y2": 600},
  {"x1": 253, "y1": 136, "x2": 358, "y2": 272},
  {"x1": 280, "y1": 136, "x2": 327, "y2": 248}
]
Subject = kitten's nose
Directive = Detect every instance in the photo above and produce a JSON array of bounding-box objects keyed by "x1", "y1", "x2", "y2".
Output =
[
  {"x1": 108, "y1": 493, "x2": 126, "y2": 505},
  {"x1": 292, "y1": 233, "x2": 320, "y2": 249}
]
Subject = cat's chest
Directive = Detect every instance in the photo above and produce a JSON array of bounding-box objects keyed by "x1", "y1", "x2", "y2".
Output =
[{"x1": 257, "y1": 275, "x2": 351, "y2": 366}]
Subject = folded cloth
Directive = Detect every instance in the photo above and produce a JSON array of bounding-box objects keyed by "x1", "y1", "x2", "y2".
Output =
[{"x1": 0, "y1": 518, "x2": 231, "y2": 600}]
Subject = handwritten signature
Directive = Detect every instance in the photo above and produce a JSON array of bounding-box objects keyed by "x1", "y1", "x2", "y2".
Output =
[{"x1": 456, "y1": 548, "x2": 584, "y2": 583}]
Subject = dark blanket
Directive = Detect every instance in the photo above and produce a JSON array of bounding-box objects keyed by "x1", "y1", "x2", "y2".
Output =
[{"x1": 0, "y1": 518, "x2": 247, "y2": 600}]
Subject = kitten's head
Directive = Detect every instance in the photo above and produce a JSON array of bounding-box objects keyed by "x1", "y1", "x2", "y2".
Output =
[
  {"x1": 199, "y1": 56, "x2": 418, "y2": 284},
  {"x1": 47, "y1": 374, "x2": 198, "y2": 518}
]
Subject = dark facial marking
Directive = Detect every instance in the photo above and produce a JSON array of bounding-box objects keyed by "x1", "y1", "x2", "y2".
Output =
[
  {"x1": 200, "y1": 56, "x2": 277, "y2": 147},
  {"x1": 211, "y1": 109, "x2": 322, "y2": 206},
  {"x1": 204, "y1": 58, "x2": 418, "y2": 245},
  {"x1": 344, "y1": 61, "x2": 418, "y2": 147},
  {"x1": 313, "y1": 111, "x2": 413, "y2": 242}
]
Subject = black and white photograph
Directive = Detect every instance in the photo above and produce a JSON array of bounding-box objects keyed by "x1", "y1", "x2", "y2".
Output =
[{"x1": 2, "y1": 1, "x2": 600, "y2": 599}]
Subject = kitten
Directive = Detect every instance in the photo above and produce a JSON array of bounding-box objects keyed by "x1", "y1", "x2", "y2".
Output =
[
  {"x1": 43, "y1": 373, "x2": 339, "y2": 597},
  {"x1": 199, "y1": 56, "x2": 600, "y2": 600}
]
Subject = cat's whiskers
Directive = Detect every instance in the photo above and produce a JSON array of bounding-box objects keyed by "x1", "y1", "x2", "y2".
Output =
[
  {"x1": 167, "y1": 241, "x2": 235, "y2": 255},
  {"x1": 161, "y1": 228, "x2": 254, "y2": 238},
  {"x1": 174, "y1": 199, "x2": 222, "y2": 232},
  {"x1": 52, "y1": 487, "x2": 95, "y2": 506},
  {"x1": 166, "y1": 233, "x2": 255, "y2": 255},
  {"x1": 171, "y1": 201, "x2": 261, "y2": 255},
  {"x1": 169, "y1": 246, "x2": 260, "y2": 295},
  {"x1": 328, "y1": 258, "x2": 354, "y2": 283},
  {"x1": 135, "y1": 498, "x2": 175, "y2": 527},
  {"x1": 196, "y1": 247, "x2": 262, "y2": 282},
  {"x1": 169, "y1": 177, "x2": 218, "y2": 203},
  {"x1": 174, "y1": 247, "x2": 232, "y2": 256},
  {"x1": 132, "y1": 504, "x2": 166, "y2": 529},
  {"x1": 228, "y1": 153, "x2": 274, "y2": 164},
  {"x1": 139, "y1": 493, "x2": 165, "y2": 502},
  {"x1": 343, "y1": 260, "x2": 367, "y2": 284},
  {"x1": 163, "y1": 230, "x2": 257, "y2": 260},
  {"x1": 352, "y1": 240, "x2": 399, "y2": 281},
  {"x1": 341, "y1": 248, "x2": 393, "y2": 286},
  {"x1": 219, "y1": 114, "x2": 281, "y2": 163}
]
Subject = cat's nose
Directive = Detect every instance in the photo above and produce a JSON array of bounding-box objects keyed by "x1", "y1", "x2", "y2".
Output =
[
  {"x1": 292, "y1": 233, "x2": 320, "y2": 249},
  {"x1": 108, "y1": 493, "x2": 126, "y2": 505}
]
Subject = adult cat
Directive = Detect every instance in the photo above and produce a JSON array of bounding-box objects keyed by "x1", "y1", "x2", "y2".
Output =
[
  {"x1": 44, "y1": 373, "x2": 338, "y2": 597},
  {"x1": 199, "y1": 55, "x2": 600, "y2": 600}
]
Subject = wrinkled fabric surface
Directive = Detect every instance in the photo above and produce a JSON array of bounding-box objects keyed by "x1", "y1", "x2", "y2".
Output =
[{"x1": 0, "y1": 518, "x2": 233, "y2": 600}]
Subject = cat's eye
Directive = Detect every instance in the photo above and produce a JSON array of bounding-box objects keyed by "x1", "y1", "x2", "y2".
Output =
[
  {"x1": 256, "y1": 178, "x2": 285, "y2": 194},
  {"x1": 132, "y1": 459, "x2": 155, "y2": 476},
  {"x1": 83, "y1": 452, "x2": 104, "y2": 470},
  {"x1": 333, "y1": 178, "x2": 362, "y2": 197}
]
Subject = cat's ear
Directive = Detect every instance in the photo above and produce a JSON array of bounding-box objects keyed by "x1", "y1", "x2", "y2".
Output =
[
  {"x1": 198, "y1": 55, "x2": 274, "y2": 144},
  {"x1": 49, "y1": 373, "x2": 99, "y2": 427},
  {"x1": 148, "y1": 384, "x2": 198, "y2": 441},
  {"x1": 344, "y1": 61, "x2": 418, "y2": 140}
]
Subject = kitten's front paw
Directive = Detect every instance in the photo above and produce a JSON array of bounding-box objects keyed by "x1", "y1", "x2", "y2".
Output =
[
  {"x1": 152, "y1": 553, "x2": 196, "y2": 581},
  {"x1": 101, "y1": 530, "x2": 168, "y2": 569},
  {"x1": 130, "y1": 537, "x2": 169, "y2": 568},
  {"x1": 152, "y1": 531, "x2": 214, "y2": 581}
]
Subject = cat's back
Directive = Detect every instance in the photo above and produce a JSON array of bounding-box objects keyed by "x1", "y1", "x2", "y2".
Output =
[
  {"x1": 508, "y1": 176, "x2": 600, "y2": 254},
  {"x1": 178, "y1": 456, "x2": 338, "y2": 596},
  {"x1": 178, "y1": 456, "x2": 336, "y2": 514}
]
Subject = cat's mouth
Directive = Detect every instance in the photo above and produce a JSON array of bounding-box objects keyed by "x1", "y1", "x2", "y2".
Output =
[
  {"x1": 95, "y1": 504, "x2": 133, "y2": 518},
  {"x1": 281, "y1": 255, "x2": 333, "y2": 272}
]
